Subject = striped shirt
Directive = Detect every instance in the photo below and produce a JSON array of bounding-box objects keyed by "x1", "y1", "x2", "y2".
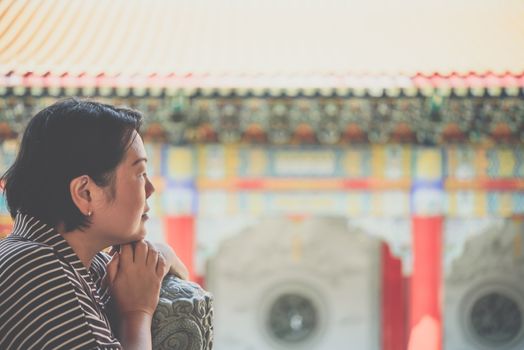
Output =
[{"x1": 0, "y1": 213, "x2": 122, "y2": 350}]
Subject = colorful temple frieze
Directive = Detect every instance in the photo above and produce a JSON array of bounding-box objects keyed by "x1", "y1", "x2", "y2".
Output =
[{"x1": 1, "y1": 142, "x2": 522, "y2": 225}]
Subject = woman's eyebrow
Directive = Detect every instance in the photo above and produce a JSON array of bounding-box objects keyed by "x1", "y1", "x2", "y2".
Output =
[{"x1": 132, "y1": 157, "x2": 148, "y2": 166}]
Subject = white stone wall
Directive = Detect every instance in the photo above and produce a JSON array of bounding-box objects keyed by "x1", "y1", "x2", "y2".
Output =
[{"x1": 207, "y1": 217, "x2": 382, "y2": 350}]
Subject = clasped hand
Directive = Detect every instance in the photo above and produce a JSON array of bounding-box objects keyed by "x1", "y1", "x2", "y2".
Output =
[{"x1": 106, "y1": 240, "x2": 169, "y2": 318}]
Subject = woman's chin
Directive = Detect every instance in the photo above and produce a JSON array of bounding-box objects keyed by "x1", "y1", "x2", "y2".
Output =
[
  {"x1": 116, "y1": 230, "x2": 147, "y2": 245},
  {"x1": 135, "y1": 228, "x2": 148, "y2": 240},
  {"x1": 130, "y1": 231, "x2": 147, "y2": 242}
]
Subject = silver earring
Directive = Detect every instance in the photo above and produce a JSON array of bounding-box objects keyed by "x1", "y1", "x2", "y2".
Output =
[{"x1": 87, "y1": 211, "x2": 92, "y2": 217}]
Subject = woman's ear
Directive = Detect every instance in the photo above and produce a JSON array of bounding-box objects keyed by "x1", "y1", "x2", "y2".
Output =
[{"x1": 70, "y1": 175, "x2": 92, "y2": 216}]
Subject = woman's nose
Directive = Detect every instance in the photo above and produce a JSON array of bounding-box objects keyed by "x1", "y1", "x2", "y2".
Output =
[{"x1": 145, "y1": 177, "x2": 155, "y2": 198}]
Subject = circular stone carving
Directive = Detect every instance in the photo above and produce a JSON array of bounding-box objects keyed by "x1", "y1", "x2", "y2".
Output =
[
  {"x1": 266, "y1": 293, "x2": 318, "y2": 344},
  {"x1": 469, "y1": 292, "x2": 522, "y2": 347}
]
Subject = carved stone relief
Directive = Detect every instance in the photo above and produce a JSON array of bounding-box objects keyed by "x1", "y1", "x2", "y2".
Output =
[{"x1": 152, "y1": 275, "x2": 214, "y2": 350}]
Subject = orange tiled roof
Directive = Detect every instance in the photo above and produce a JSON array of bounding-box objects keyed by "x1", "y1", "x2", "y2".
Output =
[{"x1": 1, "y1": 0, "x2": 524, "y2": 88}]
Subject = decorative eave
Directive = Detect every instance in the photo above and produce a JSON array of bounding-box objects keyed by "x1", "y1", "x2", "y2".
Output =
[
  {"x1": 1, "y1": 0, "x2": 524, "y2": 145},
  {"x1": 1, "y1": 72, "x2": 523, "y2": 98},
  {"x1": 1, "y1": 92, "x2": 523, "y2": 145}
]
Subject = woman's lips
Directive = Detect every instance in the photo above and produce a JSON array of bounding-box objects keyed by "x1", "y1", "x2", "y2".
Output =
[{"x1": 142, "y1": 206, "x2": 150, "y2": 220}]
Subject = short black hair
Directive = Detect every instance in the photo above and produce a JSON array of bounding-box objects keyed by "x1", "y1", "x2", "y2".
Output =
[{"x1": 1, "y1": 98, "x2": 143, "y2": 232}]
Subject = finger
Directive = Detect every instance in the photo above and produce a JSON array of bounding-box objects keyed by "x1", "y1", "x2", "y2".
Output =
[
  {"x1": 145, "y1": 241, "x2": 157, "y2": 266},
  {"x1": 156, "y1": 252, "x2": 168, "y2": 278},
  {"x1": 120, "y1": 243, "x2": 133, "y2": 265},
  {"x1": 134, "y1": 240, "x2": 148, "y2": 263},
  {"x1": 106, "y1": 253, "x2": 120, "y2": 285}
]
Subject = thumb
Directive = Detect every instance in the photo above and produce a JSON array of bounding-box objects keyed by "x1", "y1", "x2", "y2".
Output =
[{"x1": 106, "y1": 253, "x2": 120, "y2": 285}]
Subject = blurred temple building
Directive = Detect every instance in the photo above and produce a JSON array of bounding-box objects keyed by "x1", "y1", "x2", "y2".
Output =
[{"x1": 1, "y1": 1, "x2": 524, "y2": 349}]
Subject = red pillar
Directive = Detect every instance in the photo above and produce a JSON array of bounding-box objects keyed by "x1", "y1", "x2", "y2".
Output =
[
  {"x1": 408, "y1": 216, "x2": 443, "y2": 350},
  {"x1": 381, "y1": 243, "x2": 406, "y2": 350},
  {"x1": 164, "y1": 215, "x2": 196, "y2": 280}
]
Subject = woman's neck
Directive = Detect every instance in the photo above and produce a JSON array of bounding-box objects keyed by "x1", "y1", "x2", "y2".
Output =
[{"x1": 56, "y1": 225, "x2": 105, "y2": 269}]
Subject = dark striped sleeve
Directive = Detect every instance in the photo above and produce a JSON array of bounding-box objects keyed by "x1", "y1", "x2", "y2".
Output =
[{"x1": 0, "y1": 240, "x2": 97, "y2": 350}]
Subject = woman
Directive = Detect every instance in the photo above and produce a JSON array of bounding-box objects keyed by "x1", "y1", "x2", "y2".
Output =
[{"x1": 0, "y1": 99, "x2": 188, "y2": 349}]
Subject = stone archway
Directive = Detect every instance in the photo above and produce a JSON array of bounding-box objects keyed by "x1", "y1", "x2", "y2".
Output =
[{"x1": 207, "y1": 216, "x2": 383, "y2": 350}]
